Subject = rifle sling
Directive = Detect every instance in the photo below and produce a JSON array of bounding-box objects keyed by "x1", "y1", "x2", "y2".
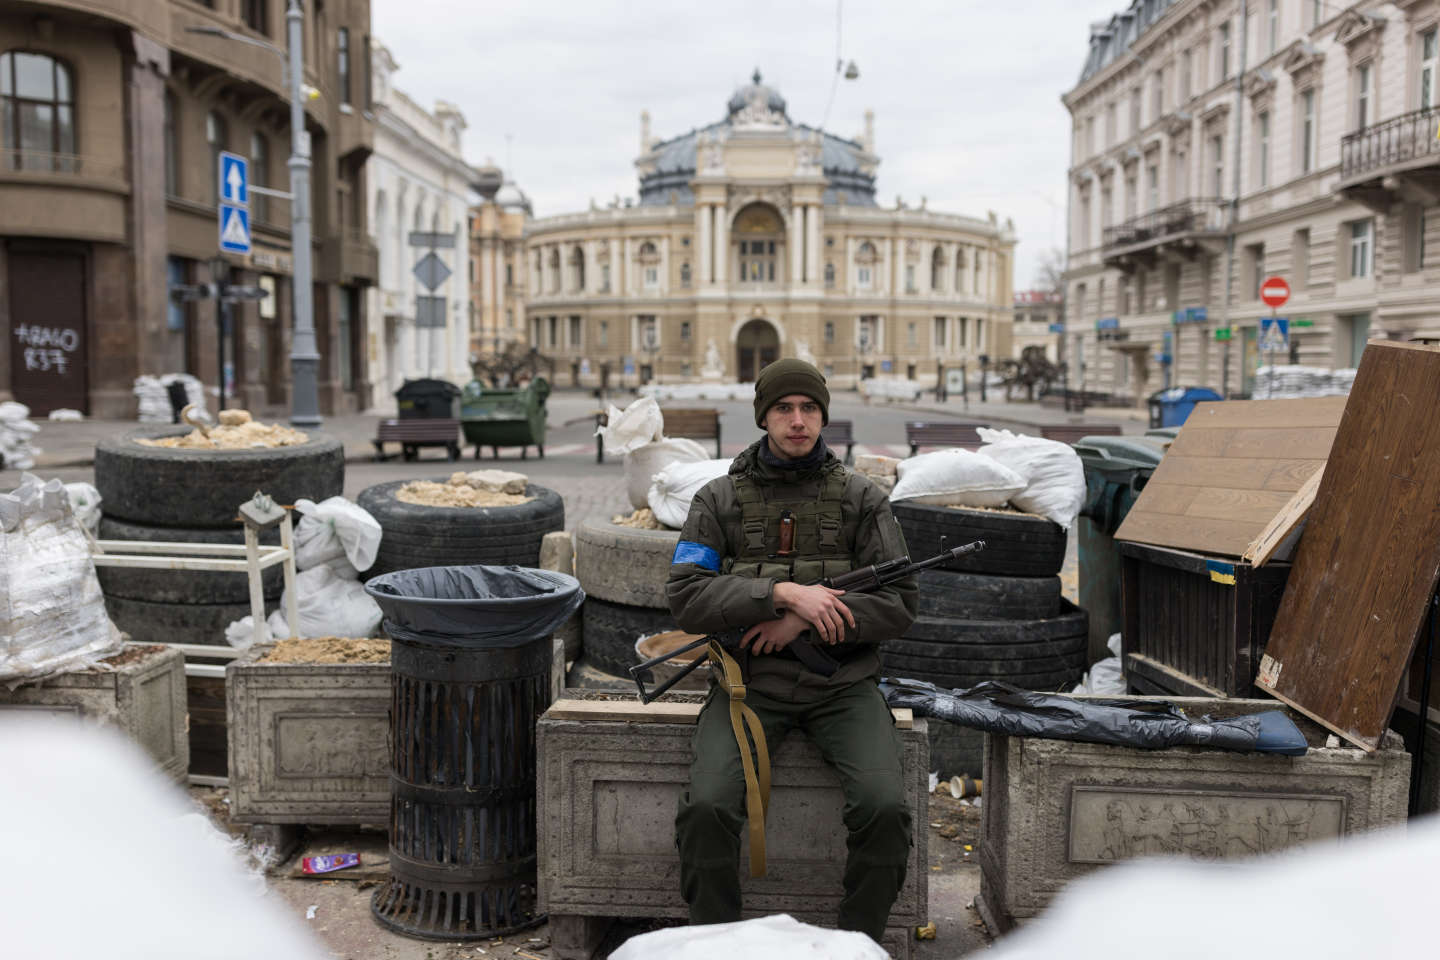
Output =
[{"x1": 708, "y1": 638, "x2": 772, "y2": 878}]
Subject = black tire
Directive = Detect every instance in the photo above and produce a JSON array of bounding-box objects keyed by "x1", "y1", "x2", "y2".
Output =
[
  {"x1": 901, "y1": 602, "x2": 1087, "y2": 647},
  {"x1": 892, "y1": 501, "x2": 1066, "y2": 577},
  {"x1": 574, "y1": 520, "x2": 681, "y2": 609},
  {"x1": 581, "y1": 597, "x2": 677, "y2": 677},
  {"x1": 357, "y1": 480, "x2": 565, "y2": 576},
  {"x1": 916, "y1": 569, "x2": 1061, "y2": 620},
  {"x1": 96, "y1": 516, "x2": 283, "y2": 604},
  {"x1": 103, "y1": 595, "x2": 253, "y2": 647},
  {"x1": 95, "y1": 427, "x2": 344, "y2": 529},
  {"x1": 884, "y1": 633, "x2": 1085, "y2": 665}
]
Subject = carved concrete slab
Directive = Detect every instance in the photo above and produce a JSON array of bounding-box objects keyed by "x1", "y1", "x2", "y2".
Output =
[
  {"x1": 977, "y1": 696, "x2": 1411, "y2": 933},
  {"x1": 0, "y1": 643, "x2": 187, "y2": 782},
  {"x1": 226, "y1": 647, "x2": 390, "y2": 824},
  {"x1": 538, "y1": 713, "x2": 929, "y2": 959}
]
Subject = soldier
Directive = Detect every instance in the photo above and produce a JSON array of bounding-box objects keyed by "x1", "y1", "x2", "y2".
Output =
[{"x1": 666, "y1": 358, "x2": 918, "y2": 944}]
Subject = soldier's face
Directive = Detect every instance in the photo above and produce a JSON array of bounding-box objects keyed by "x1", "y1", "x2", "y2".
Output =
[{"x1": 764, "y1": 393, "x2": 823, "y2": 459}]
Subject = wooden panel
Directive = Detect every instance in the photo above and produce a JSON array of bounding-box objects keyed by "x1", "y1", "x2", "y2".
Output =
[
  {"x1": 1116, "y1": 397, "x2": 1344, "y2": 557},
  {"x1": 1257, "y1": 342, "x2": 1440, "y2": 751},
  {"x1": 1244, "y1": 467, "x2": 1324, "y2": 567}
]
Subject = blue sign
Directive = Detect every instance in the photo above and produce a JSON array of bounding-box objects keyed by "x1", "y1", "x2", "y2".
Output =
[
  {"x1": 1095, "y1": 317, "x2": 1119, "y2": 331},
  {"x1": 623, "y1": 355, "x2": 635, "y2": 376},
  {"x1": 1260, "y1": 316, "x2": 1289, "y2": 352},
  {"x1": 219, "y1": 204, "x2": 251, "y2": 254},
  {"x1": 881, "y1": 360, "x2": 893, "y2": 373},
  {"x1": 1048, "y1": 323, "x2": 1065, "y2": 334},
  {"x1": 1173, "y1": 307, "x2": 1208, "y2": 325},
  {"x1": 219, "y1": 151, "x2": 248, "y2": 206}
]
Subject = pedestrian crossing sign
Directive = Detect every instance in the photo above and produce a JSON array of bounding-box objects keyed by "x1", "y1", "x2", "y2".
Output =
[
  {"x1": 1259, "y1": 316, "x2": 1289, "y2": 353},
  {"x1": 219, "y1": 204, "x2": 251, "y2": 254}
]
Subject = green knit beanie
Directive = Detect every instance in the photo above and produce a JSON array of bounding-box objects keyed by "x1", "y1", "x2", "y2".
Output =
[{"x1": 753, "y1": 358, "x2": 830, "y2": 428}]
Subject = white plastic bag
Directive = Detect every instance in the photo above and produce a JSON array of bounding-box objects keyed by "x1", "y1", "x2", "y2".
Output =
[
  {"x1": 611, "y1": 914, "x2": 886, "y2": 960},
  {"x1": 292, "y1": 497, "x2": 382, "y2": 578},
  {"x1": 889, "y1": 448, "x2": 1026, "y2": 507},
  {"x1": 596, "y1": 396, "x2": 663, "y2": 456},
  {"x1": 647, "y1": 458, "x2": 733, "y2": 530},
  {"x1": 0, "y1": 473, "x2": 122, "y2": 683},
  {"x1": 976, "y1": 428, "x2": 1087, "y2": 529},
  {"x1": 264, "y1": 565, "x2": 382, "y2": 639},
  {"x1": 624, "y1": 437, "x2": 709, "y2": 510},
  {"x1": 63, "y1": 482, "x2": 102, "y2": 533},
  {"x1": 225, "y1": 616, "x2": 270, "y2": 651},
  {"x1": 1071, "y1": 632, "x2": 1125, "y2": 695}
]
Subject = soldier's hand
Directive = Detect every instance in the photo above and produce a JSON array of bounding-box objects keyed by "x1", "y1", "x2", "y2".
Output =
[
  {"x1": 773, "y1": 582, "x2": 856, "y2": 645},
  {"x1": 740, "y1": 610, "x2": 810, "y2": 656}
]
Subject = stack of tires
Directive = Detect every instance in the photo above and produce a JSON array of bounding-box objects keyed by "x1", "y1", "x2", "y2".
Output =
[
  {"x1": 888, "y1": 501, "x2": 1089, "y2": 778},
  {"x1": 356, "y1": 479, "x2": 565, "y2": 576},
  {"x1": 571, "y1": 519, "x2": 681, "y2": 681},
  {"x1": 93, "y1": 427, "x2": 344, "y2": 644}
]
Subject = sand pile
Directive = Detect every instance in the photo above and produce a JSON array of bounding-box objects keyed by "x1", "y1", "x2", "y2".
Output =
[
  {"x1": 258, "y1": 636, "x2": 389, "y2": 664},
  {"x1": 396, "y1": 470, "x2": 534, "y2": 507},
  {"x1": 136, "y1": 410, "x2": 307, "y2": 449},
  {"x1": 611, "y1": 507, "x2": 667, "y2": 530}
]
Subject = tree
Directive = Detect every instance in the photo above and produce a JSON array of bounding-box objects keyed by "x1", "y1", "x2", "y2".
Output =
[{"x1": 1034, "y1": 247, "x2": 1066, "y2": 294}]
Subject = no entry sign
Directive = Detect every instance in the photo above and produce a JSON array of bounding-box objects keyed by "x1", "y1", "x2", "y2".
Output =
[{"x1": 1260, "y1": 276, "x2": 1291, "y2": 308}]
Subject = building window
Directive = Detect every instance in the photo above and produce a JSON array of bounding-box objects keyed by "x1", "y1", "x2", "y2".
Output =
[
  {"x1": 1300, "y1": 89, "x2": 1316, "y2": 173},
  {"x1": 600, "y1": 264, "x2": 611, "y2": 292},
  {"x1": 548, "y1": 248, "x2": 560, "y2": 293},
  {"x1": 163, "y1": 89, "x2": 178, "y2": 195},
  {"x1": 206, "y1": 110, "x2": 227, "y2": 204},
  {"x1": 1257, "y1": 111, "x2": 1270, "y2": 189},
  {"x1": 824, "y1": 320, "x2": 835, "y2": 344},
  {"x1": 598, "y1": 319, "x2": 608, "y2": 348},
  {"x1": 338, "y1": 27, "x2": 352, "y2": 106},
  {"x1": 1404, "y1": 204, "x2": 1426, "y2": 273},
  {"x1": 166, "y1": 257, "x2": 188, "y2": 332},
  {"x1": 1106, "y1": 101, "x2": 1116, "y2": 145},
  {"x1": 1248, "y1": 243, "x2": 1265, "y2": 299},
  {"x1": 1219, "y1": 22, "x2": 1231, "y2": 81},
  {"x1": 824, "y1": 262, "x2": 835, "y2": 288},
  {"x1": 569, "y1": 315, "x2": 582, "y2": 349},
  {"x1": 1, "y1": 51, "x2": 77, "y2": 171},
  {"x1": 1146, "y1": 163, "x2": 1158, "y2": 211},
  {"x1": 680, "y1": 261, "x2": 691, "y2": 287},
  {"x1": 1210, "y1": 134, "x2": 1224, "y2": 197},
  {"x1": 531, "y1": 316, "x2": 542, "y2": 347},
  {"x1": 931, "y1": 247, "x2": 945, "y2": 290},
  {"x1": 1311, "y1": 0, "x2": 1322, "y2": 28},
  {"x1": 1152, "y1": 67, "x2": 1164, "y2": 121},
  {"x1": 1356, "y1": 62, "x2": 1372, "y2": 130},
  {"x1": 905, "y1": 264, "x2": 916, "y2": 293},
  {"x1": 548, "y1": 315, "x2": 559, "y2": 349},
  {"x1": 1181, "y1": 50, "x2": 1192, "y2": 101},
  {"x1": 569, "y1": 245, "x2": 585, "y2": 292},
  {"x1": 506, "y1": 263, "x2": 514, "y2": 287},
  {"x1": 680, "y1": 320, "x2": 691, "y2": 342},
  {"x1": 855, "y1": 241, "x2": 877, "y2": 289},
  {"x1": 1130, "y1": 87, "x2": 1141, "y2": 134},
  {"x1": 958, "y1": 316, "x2": 968, "y2": 348},
  {"x1": 738, "y1": 239, "x2": 776, "y2": 283},
  {"x1": 249, "y1": 132, "x2": 269, "y2": 222},
  {"x1": 1085, "y1": 115, "x2": 1095, "y2": 154},
  {"x1": 1423, "y1": 29, "x2": 1438, "y2": 110},
  {"x1": 1294, "y1": 228, "x2": 1311, "y2": 288},
  {"x1": 1349, "y1": 219, "x2": 1372, "y2": 279},
  {"x1": 907, "y1": 322, "x2": 917, "y2": 349},
  {"x1": 933, "y1": 316, "x2": 947, "y2": 350},
  {"x1": 1268, "y1": 0, "x2": 1279, "y2": 56},
  {"x1": 243, "y1": 0, "x2": 268, "y2": 35}
]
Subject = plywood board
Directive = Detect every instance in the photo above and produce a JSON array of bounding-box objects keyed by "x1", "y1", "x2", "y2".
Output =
[
  {"x1": 1256, "y1": 342, "x2": 1440, "y2": 751},
  {"x1": 1243, "y1": 467, "x2": 1324, "y2": 567},
  {"x1": 1115, "y1": 396, "x2": 1345, "y2": 557}
]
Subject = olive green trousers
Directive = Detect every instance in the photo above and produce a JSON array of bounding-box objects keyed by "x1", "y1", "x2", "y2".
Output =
[{"x1": 674, "y1": 678, "x2": 911, "y2": 944}]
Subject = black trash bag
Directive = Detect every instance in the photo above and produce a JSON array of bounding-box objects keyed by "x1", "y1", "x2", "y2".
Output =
[
  {"x1": 879, "y1": 677, "x2": 1307, "y2": 756},
  {"x1": 365, "y1": 564, "x2": 584, "y2": 648}
]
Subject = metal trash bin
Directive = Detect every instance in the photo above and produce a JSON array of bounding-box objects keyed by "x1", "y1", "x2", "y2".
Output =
[
  {"x1": 396, "y1": 378, "x2": 462, "y2": 419},
  {"x1": 1073, "y1": 436, "x2": 1167, "y2": 662},
  {"x1": 461, "y1": 377, "x2": 550, "y2": 460},
  {"x1": 364, "y1": 564, "x2": 584, "y2": 940},
  {"x1": 1147, "y1": 385, "x2": 1222, "y2": 429}
]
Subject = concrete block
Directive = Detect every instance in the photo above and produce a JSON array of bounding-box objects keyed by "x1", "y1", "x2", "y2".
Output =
[
  {"x1": 0, "y1": 642, "x2": 187, "y2": 782},
  {"x1": 977, "y1": 696, "x2": 1412, "y2": 933},
  {"x1": 537, "y1": 707, "x2": 929, "y2": 959},
  {"x1": 225, "y1": 645, "x2": 390, "y2": 825},
  {"x1": 540, "y1": 530, "x2": 576, "y2": 575}
]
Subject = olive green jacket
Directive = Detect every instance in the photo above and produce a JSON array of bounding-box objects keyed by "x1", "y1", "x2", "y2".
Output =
[{"x1": 665, "y1": 438, "x2": 918, "y2": 702}]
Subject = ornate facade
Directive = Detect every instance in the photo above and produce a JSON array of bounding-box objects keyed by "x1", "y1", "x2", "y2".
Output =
[{"x1": 523, "y1": 72, "x2": 1017, "y2": 388}]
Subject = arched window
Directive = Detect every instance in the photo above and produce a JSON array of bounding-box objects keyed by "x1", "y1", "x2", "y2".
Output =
[
  {"x1": 1, "y1": 51, "x2": 76, "y2": 171},
  {"x1": 733, "y1": 204, "x2": 783, "y2": 284},
  {"x1": 569, "y1": 244, "x2": 585, "y2": 292},
  {"x1": 955, "y1": 247, "x2": 968, "y2": 294},
  {"x1": 249, "y1": 132, "x2": 269, "y2": 222},
  {"x1": 206, "y1": 111, "x2": 228, "y2": 203},
  {"x1": 680, "y1": 261, "x2": 692, "y2": 288},
  {"x1": 637, "y1": 241, "x2": 660, "y2": 289},
  {"x1": 931, "y1": 246, "x2": 946, "y2": 291},
  {"x1": 548, "y1": 247, "x2": 561, "y2": 293},
  {"x1": 855, "y1": 241, "x2": 878, "y2": 290},
  {"x1": 824, "y1": 261, "x2": 835, "y2": 288}
]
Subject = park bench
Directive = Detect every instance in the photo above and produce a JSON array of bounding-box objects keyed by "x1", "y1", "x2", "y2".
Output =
[
  {"x1": 820, "y1": 419, "x2": 855, "y2": 464},
  {"x1": 1038, "y1": 422, "x2": 1123, "y2": 445},
  {"x1": 371, "y1": 418, "x2": 460, "y2": 462},
  {"x1": 905, "y1": 420, "x2": 991, "y2": 457},
  {"x1": 595, "y1": 407, "x2": 722, "y2": 463}
]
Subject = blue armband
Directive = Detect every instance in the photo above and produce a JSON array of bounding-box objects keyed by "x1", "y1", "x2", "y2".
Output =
[{"x1": 671, "y1": 540, "x2": 721, "y2": 571}]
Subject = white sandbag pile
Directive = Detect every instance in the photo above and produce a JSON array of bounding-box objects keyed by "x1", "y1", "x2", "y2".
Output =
[
  {"x1": 1252, "y1": 365, "x2": 1357, "y2": 398},
  {"x1": 858, "y1": 377, "x2": 924, "y2": 402},
  {"x1": 648, "y1": 458, "x2": 733, "y2": 530},
  {"x1": 598, "y1": 396, "x2": 712, "y2": 512},
  {"x1": 225, "y1": 495, "x2": 383, "y2": 647},
  {"x1": 0, "y1": 402, "x2": 40, "y2": 471},
  {"x1": 1, "y1": 473, "x2": 123, "y2": 682},
  {"x1": 889, "y1": 449, "x2": 1025, "y2": 507},
  {"x1": 134, "y1": 373, "x2": 207, "y2": 423}
]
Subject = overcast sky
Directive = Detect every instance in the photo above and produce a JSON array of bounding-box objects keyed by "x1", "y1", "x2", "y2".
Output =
[{"x1": 373, "y1": 0, "x2": 1123, "y2": 291}]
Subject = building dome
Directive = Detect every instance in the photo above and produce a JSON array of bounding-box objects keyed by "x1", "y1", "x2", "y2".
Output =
[
  {"x1": 726, "y1": 68, "x2": 788, "y2": 120},
  {"x1": 495, "y1": 179, "x2": 531, "y2": 213}
]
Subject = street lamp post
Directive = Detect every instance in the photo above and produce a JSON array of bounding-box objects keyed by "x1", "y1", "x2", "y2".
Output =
[{"x1": 186, "y1": 0, "x2": 319, "y2": 426}]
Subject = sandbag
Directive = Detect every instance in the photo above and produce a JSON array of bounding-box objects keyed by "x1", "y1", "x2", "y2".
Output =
[
  {"x1": 976, "y1": 427, "x2": 1086, "y2": 529},
  {"x1": 263, "y1": 565, "x2": 382, "y2": 639},
  {"x1": 292, "y1": 496, "x2": 381, "y2": 577},
  {"x1": 889, "y1": 448, "x2": 1025, "y2": 507},
  {"x1": 596, "y1": 396, "x2": 663, "y2": 456},
  {"x1": 647, "y1": 458, "x2": 732, "y2": 529},
  {"x1": 1, "y1": 473, "x2": 122, "y2": 682},
  {"x1": 63, "y1": 482, "x2": 102, "y2": 534},
  {"x1": 611, "y1": 914, "x2": 886, "y2": 960},
  {"x1": 624, "y1": 437, "x2": 709, "y2": 510}
]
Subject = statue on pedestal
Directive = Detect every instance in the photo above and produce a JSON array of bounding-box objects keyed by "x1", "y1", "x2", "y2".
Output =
[
  {"x1": 701, "y1": 338, "x2": 725, "y2": 381},
  {"x1": 795, "y1": 338, "x2": 816, "y2": 367}
]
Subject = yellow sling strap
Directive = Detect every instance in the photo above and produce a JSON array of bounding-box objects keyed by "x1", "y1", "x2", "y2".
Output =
[{"x1": 707, "y1": 638, "x2": 772, "y2": 878}]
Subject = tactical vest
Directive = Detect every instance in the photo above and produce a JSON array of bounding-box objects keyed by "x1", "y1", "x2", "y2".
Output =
[{"x1": 723, "y1": 461, "x2": 854, "y2": 584}]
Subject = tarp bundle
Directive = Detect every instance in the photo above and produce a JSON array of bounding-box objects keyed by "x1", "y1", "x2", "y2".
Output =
[{"x1": 879, "y1": 678, "x2": 1307, "y2": 756}]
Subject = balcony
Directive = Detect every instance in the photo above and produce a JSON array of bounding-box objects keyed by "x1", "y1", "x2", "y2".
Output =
[
  {"x1": 1101, "y1": 199, "x2": 1228, "y2": 271},
  {"x1": 320, "y1": 231, "x2": 379, "y2": 287},
  {"x1": 1339, "y1": 107, "x2": 1440, "y2": 212}
]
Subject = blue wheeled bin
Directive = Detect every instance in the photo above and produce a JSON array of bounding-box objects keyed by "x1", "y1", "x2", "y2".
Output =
[{"x1": 1147, "y1": 386, "x2": 1222, "y2": 429}]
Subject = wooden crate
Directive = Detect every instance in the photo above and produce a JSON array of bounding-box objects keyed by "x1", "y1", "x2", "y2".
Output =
[{"x1": 1120, "y1": 541, "x2": 1291, "y2": 697}]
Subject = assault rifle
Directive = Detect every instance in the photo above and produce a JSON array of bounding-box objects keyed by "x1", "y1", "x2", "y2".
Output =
[{"x1": 630, "y1": 539, "x2": 986, "y2": 703}]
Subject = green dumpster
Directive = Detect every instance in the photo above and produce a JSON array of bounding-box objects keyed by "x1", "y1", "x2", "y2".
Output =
[
  {"x1": 460, "y1": 376, "x2": 551, "y2": 460},
  {"x1": 1072, "y1": 435, "x2": 1167, "y2": 663}
]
